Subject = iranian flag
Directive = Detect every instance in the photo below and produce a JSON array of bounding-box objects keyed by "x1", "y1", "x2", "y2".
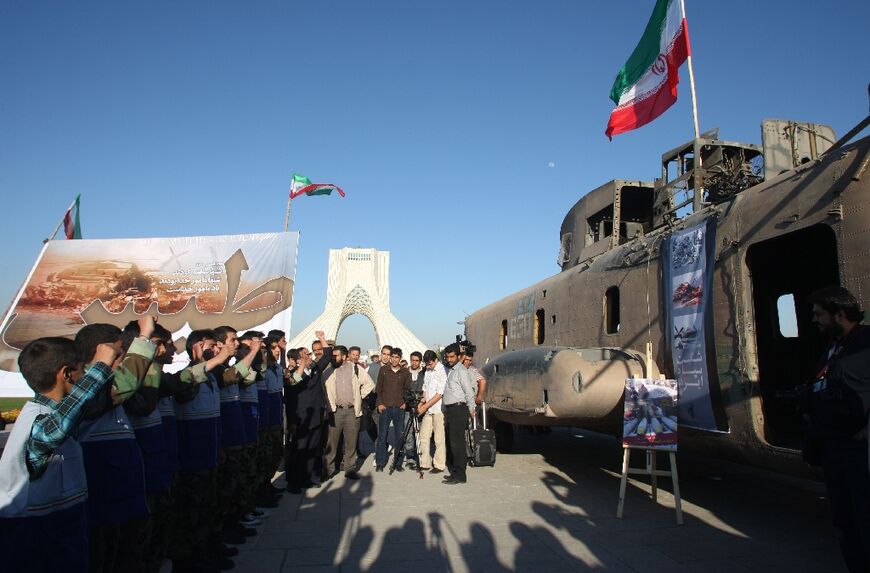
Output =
[
  {"x1": 289, "y1": 173, "x2": 346, "y2": 199},
  {"x1": 63, "y1": 194, "x2": 82, "y2": 239},
  {"x1": 605, "y1": 0, "x2": 691, "y2": 139}
]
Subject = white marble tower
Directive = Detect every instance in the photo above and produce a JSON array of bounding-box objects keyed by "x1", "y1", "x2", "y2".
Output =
[{"x1": 287, "y1": 248, "x2": 427, "y2": 355}]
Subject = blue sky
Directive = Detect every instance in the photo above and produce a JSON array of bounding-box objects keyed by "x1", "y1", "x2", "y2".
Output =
[{"x1": 1, "y1": 0, "x2": 868, "y2": 352}]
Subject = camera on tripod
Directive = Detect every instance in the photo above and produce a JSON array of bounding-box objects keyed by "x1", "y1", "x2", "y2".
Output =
[
  {"x1": 455, "y1": 334, "x2": 476, "y2": 354},
  {"x1": 403, "y1": 388, "x2": 423, "y2": 411}
]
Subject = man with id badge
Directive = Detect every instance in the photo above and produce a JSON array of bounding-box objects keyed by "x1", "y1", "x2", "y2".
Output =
[{"x1": 802, "y1": 287, "x2": 870, "y2": 573}]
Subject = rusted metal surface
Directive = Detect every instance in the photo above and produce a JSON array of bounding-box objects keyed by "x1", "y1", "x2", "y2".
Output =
[{"x1": 466, "y1": 116, "x2": 870, "y2": 472}]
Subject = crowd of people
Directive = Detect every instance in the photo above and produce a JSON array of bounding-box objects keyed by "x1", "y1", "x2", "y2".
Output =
[{"x1": 0, "y1": 318, "x2": 487, "y2": 573}]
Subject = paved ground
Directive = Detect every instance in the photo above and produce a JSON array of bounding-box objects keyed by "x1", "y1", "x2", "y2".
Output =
[{"x1": 182, "y1": 428, "x2": 845, "y2": 572}]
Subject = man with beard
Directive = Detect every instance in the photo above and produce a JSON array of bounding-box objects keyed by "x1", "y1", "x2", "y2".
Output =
[
  {"x1": 322, "y1": 346, "x2": 375, "y2": 481},
  {"x1": 312, "y1": 338, "x2": 325, "y2": 362},
  {"x1": 803, "y1": 286, "x2": 870, "y2": 572},
  {"x1": 350, "y1": 346, "x2": 377, "y2": 444},
  {"x1": 284, "y1": 332, "x2": 332, "y2": 493},
  {"x1": 441, "y1": 343, "x2": 476, "y2": 485}
]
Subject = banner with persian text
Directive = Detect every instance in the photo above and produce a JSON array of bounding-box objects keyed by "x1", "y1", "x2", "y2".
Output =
[
  {"x1": 0, "y1": 232, "x2": 298, "y2": 396},
  {"x1": 662, "y1": 219, "x2": 720, "y2": 431}
]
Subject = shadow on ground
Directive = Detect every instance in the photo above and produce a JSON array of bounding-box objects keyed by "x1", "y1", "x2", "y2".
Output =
[{"x1": 222, "y1": 427, "x2": 845, "y2": 572}]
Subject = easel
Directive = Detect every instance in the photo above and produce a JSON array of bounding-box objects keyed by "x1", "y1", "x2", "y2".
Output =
[{"x1": 616, "y1": 445, "x2": 683, "y2": 524}]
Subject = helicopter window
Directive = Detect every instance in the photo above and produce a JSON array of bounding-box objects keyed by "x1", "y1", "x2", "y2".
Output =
[
  {"x1": 777, "y1": 293, "x2": 798, "y2": 338},
  {"x1": 605, "y1": 286, "x2": 620, "y2": 334},
  {"x1": 586, "y1": 205, "x2": 615, "y2": 245},
  {"x1": 534, "y1": 309, "x2": 545, "y2": 345},
  {"x1": 500, "y1": 320, "x2": 508, "y2": 350}
]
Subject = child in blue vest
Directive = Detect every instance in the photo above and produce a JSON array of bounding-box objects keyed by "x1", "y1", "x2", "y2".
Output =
[
  {"x1": 121, "y1": 321, "x2": 180, "y2": 573},
  {"x1": 0, "y1": 337, "x2": 118, "y2": 573},
  {"x1": 211, "y1": 325, "x2": 261, "y2": 548},
  {"x1": 75, "y1": 319, "x2": 158, "y2": 573},
  {"x1": 263, "y1": 335, "x2": 287, "y2": 493},
  {"x1": 236, "y1": 331, "x2": 267, "y2": 524},
  {"x1": 254, "y1": 338, "x2": 275, "y2": 508},
  {"x1": 169, "y1": 328, "x2": 235, "y2": 572}
]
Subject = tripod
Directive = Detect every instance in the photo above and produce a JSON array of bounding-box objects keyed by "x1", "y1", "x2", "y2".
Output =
[{"x1": 390, "y1": 407, "x2": 424, "y2": 479}]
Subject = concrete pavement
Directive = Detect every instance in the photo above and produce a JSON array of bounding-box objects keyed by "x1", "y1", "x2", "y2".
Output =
[{"x1": 211, "y1": 428, "x2": 845, "y2": 572}]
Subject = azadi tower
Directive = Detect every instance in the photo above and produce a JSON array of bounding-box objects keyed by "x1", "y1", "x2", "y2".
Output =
[{"x1": 287, "y1": 248, "x2": 427, "y2": 355}]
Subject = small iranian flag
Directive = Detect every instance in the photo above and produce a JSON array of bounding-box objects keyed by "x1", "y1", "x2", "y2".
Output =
[
  {"x1": 63, "y1": 195, "x2": 82, "y2": 239},
  {"x1": 605, "y1": 0, "x2": 691, "y2": 139},
  {"x1": 289, "y1": 173, "x2": 346, "y2": 199}
]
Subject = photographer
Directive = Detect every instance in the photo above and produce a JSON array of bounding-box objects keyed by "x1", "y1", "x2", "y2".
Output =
[
  {"x1": 417, "y1": 350, "x2": 447, "y2": 473},
  {"x1": 402, "y1": 351, "x2": 425, "y2": 467},
  {"x1": 322, "y1": 346, "x2": 375, "y2": 481},
  {"x1": 374, "y1": 347, "x2": 410, "y2": 472}
]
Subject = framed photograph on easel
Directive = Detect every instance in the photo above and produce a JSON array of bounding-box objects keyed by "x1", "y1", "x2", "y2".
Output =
[{"x1": 622, "y1": 378, "x2": 679, "y2": 450}]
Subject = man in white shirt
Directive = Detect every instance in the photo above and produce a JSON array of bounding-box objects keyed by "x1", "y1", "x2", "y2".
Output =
[{"x1": 416, "y1": 350, "x2": 448, "y2": 473}]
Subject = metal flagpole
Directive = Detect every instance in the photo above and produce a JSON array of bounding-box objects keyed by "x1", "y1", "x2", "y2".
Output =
[
  {"x1": 44, "y1": 197, "x2": 78, "y2": 243},
  {"x1": 680, "y1": 0, "x2": 701, "y2": 139},
  {"x1": 680, "y1": 0, "x2": 703, "y2": 213},
  {"x1": 283, "y1": 193, "x2": 293, "y2": 232}
]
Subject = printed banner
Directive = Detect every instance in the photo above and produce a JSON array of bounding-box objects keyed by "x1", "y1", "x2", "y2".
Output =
[
  {"x1": 662, "y1": 220, "x2": 719, "y2": 431},
  {"x1": 623, "y1": 378, "x2": 679, "y2": 450},
  {"x1": 0, "y1": 232, "x2": 299, "y2": 396}
]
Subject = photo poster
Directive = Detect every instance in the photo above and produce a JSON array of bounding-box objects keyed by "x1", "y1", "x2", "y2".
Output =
[
  {"x1": 662, "y1": 219, "x2": 719, "y2": 431},
  {"x1": 622, "y1": 378, "x2": 679, "y2": 450},
  {"x1": 0, "y1": 232, "x2": 299, "y2": 397}
]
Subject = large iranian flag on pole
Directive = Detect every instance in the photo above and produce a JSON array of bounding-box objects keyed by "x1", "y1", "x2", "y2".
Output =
[
  {"x1": 289, "y1": 173, "x2": 346, "y2": 199},
  {"x1": 605, "y1": 0, "x2": 691, "y2": 139},
  {"x1": 63, "y1": 194, "x2": 82, "y2": 239}
]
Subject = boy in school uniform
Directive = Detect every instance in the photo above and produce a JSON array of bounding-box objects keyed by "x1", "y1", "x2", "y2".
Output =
[
  {"x1": 254, "y1": 337, "x2": 278, "y2": 508},
  {"x1": 76, "y1": 318, "x2": 157, "y2": 573},
  {"x1": 211, "y1": 326, "x2": 261, "y2": 548},
  {"x1": 121, "y1": 321, "x2": 178, "y2": 573},
  {"x1": 0, "y1": 337, "x2": 119, "y2": 573},
  {"x1": 236, "y1": 332, "x2": 268, "y2": 524},
  {"x1": 264, "y1": 336, "x2": 286, "y2": 494},
  {"x1": 169, "y1": 329, "x2": 235, "y2": 572},
  {"x1": 153, "y1": 333, "x2": 199, "y2": 572}
]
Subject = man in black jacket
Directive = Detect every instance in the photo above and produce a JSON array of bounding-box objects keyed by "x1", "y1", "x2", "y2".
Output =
[
  {"x1": 284, "y1": 331, "x2": 331, "y2": 493},
  {"x1": 804, "y1": 286, "x2": 870, "y2": 573}
]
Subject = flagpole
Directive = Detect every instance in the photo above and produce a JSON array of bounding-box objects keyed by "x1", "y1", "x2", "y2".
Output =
[
  {"x1": 44, "y1": 197, "x2": 78, "y2": 244},
  {"x1": 681, "y1": 0, "x2": 700, "y2": 139},
  {"x1": 283, "y1": 194, "x2": 292, "y2": 232}
]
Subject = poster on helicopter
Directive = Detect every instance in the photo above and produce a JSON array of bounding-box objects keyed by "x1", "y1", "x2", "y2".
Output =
[
  {"x1": 623, "y1": 378, "x2": 679, "y2": 450},
  {"x1": 0, "y1": 232, "x2": 299, "y2": 396},
  {"x1": 662, "y1": 219, "x2": 719, "y2": 431}
]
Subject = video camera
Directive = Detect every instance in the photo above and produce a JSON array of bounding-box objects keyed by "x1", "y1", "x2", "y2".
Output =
[
  {"x1": 455, "y1": 335, "x2": 476, "y2": 354},
  {"x1": 403, "y1": 388, "x2": 423, "y2": 411}
]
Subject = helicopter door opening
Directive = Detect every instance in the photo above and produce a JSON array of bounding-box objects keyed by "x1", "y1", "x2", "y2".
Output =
[{"x1": 746, "y1": 224, "x2": 838, "y2": 449}]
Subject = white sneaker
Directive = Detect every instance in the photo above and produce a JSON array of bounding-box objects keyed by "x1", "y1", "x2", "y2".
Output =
[
  {"x1": 239, "y1": 514, "x2": 263, "y2": 526},
  {"x1": 251, "y1": 509, "x2": 270, "y2": 518}
]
